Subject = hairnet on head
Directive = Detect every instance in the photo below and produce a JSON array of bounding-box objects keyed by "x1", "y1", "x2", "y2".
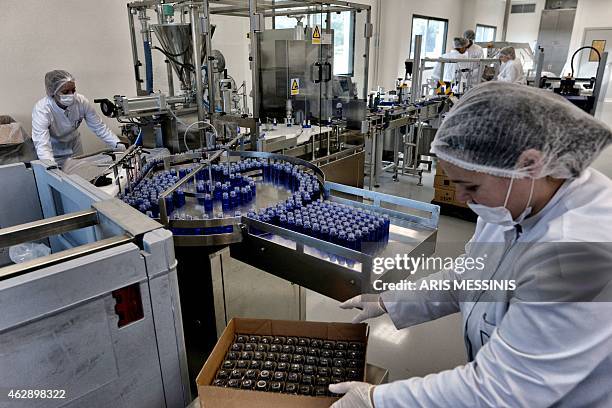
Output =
[
  {"x1": 499, "y1": 46, "x2": 516, "y2": 59},
  {"x1": 453, "y1": 37, "x2": 470, "y2": 49},
  {"x1": 464, "y1": 29, "x2": 476, "y2": 41},
  {"x1": 431, "y1": 82, "x2": 612, "y2": 179},
  {"x1": 45, "y1": 70, "x2": 75, "y2": 97}
]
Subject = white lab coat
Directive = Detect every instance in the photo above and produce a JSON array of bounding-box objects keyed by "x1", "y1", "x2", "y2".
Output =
[
  {"x1": 32, "y1": 94, "x2": 119, "y2": 167},
  {"x1": 431, "y1": 50, "x2": 469, "y2": 83},
  {"x1": 374, "y1": 168, "x2": 612, "y2": 407},
  {"x1": 465, "y1": 43, "x2": 484, "y2": 85},
  {"x1": 466, "y1": 43, "x2": 484, "y2": 59},
  {"x1": 498, "y1": 59, "x2": 526, "y2": 84}
]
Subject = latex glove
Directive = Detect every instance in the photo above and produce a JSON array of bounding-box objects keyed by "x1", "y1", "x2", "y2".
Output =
[
  {"x1": 115, "y1": 142, "x2": 127, "y2": 152},
  {"x1": 340, "y1": 294, "x2": 386, "y2": 323},
  {"x1": 329, "y1": 382, "x2": 375, "y2": 408}
]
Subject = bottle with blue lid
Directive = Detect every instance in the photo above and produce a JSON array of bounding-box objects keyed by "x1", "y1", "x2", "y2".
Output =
[
  {"x1": 230, "y1": 191, "x2": 238, "y2": 209},
  {"x1": 222, "y1": 192, "x2": 231, "y2": 212},
  {"x1": 287, "y1": 217, "x2": 296, "y2": 231},
  {"x1": 204, "y1": 194, "x2": 213, "y2": 213},
  {"x1": 295, "y1": 219, "x2": 304, "y2": 234},
  {"x1": 214, "y1": 182, "x2": 222, "y2": 200},
  {"x1": 262, "y1": 161, "x2": 270, "y2": 182},
  {"x1": 174, "y1": 189, "x2": 186, "y2": 208}
]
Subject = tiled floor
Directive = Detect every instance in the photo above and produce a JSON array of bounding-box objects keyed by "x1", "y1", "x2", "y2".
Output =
[{"x1": 306, "y1": 164, "x2": 475, "y2": 381}]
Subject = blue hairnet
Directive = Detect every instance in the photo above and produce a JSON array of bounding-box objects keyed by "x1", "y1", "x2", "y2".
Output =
[
  {"x1": 44, "y1": 70, "x2": 75, "y2": 97},
  {"x1": 431, "y1": 82, "x2": 612, "y2": 179}
]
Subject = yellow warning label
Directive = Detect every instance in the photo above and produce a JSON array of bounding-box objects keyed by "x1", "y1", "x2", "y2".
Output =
[
  {"x1": 312, "y1": 25, "x2": 321, "y2": 44},
  {"x1": 435, "y1": 81, "x2": 453, "y2": 96},
  {"x1": 291, "y1": 78, "x2": 300, "y2": 95}
]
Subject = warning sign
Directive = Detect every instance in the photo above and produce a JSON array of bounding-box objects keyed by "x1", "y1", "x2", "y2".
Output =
[
  {"x1": 312, "y1": 25, "x2": 321, "y2": 44},
  {"x1": 290, "y1": 78, "x2": 300, "y2": 95},
  {"x1": 435, "y1": 81, "x2": 453, "y2": 96}
]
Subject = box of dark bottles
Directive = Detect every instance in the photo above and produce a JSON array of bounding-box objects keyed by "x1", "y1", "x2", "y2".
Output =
[{"x1": 197, "y1": 318, "x2": 368, "y2": 408}]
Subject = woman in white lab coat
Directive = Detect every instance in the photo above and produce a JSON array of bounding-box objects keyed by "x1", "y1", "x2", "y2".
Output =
[
  {"x1": 31, "y1": 70, "x2": 125, "y2": 167},
  {"x1": 330, "y1": 82, "x2": 612, "y2": 407},
  {"x1": 431, "y1": 37, "x2": 470, "y2": 85},
  {"x1": 497, "y1": 46, "x2": 526, "y2": 84}
]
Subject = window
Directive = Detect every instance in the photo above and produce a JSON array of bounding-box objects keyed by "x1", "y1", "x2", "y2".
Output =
[
  {"x1": 273, "y1": 11, "x2": 355, "y2": 75},
  {"x1": 409, "y1": 15, "x2": 449, "y2": 59},
  {"x1": 475, "y1": 24, "x2": 497, "y2": 42},
  {"x1": 511, "y1": 3, "x2": 536, "y2": 13}
]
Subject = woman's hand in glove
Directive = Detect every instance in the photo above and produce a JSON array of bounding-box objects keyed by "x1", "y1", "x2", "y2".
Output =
[
  {"x1": 340, "y1": 294, "x2": 387, "y2": 323},
  {"x1": 329, "y1": 382, "x2": 375, "y2": 408}
]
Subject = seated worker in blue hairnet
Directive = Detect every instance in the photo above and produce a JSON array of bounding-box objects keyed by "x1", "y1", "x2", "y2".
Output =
[
  {"x1": 32, "y1": 70, "x2": 126, "y2": 168},
  {"x1": 330, "y1": 82, "x2": 612, "y2": 407}
]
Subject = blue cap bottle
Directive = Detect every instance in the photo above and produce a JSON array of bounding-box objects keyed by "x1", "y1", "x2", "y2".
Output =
[
  {"x1": 295, "y1": 219, "x2": 304, "y2": 234},
  {"x1": 204, "y1": 194, "x2": 213, "y2": 213},
  {"x1": 230, "y1": 191, "x2": 238, "y2": 209},
  {"x1": 174, "y1": 189, "x2": 186, "y2": 208},
  {"x1": 287, "y1": 217, "x2": 296, "y2": 231},
  {"x1": 222, "y1": 192, "x2": 231, "y2": 212}
]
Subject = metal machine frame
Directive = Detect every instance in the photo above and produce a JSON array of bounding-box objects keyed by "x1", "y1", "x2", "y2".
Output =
[{"x1": 0, "y1": 162, "x2": 191, "y2": 407}]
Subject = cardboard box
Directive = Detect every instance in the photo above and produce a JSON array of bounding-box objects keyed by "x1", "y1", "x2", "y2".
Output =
[
  {"x1": 434, "y1": 188, "x2": 468, "y2": 208},
  {"x1": 434, "y1": 175, "x2": 454, "y2": 190},
  {"x1": 197, "y1": 318, "x2": 368, "y2": 408},
  {"x1": 435, "y1": 165, "x2": 446, "y2": 176}
]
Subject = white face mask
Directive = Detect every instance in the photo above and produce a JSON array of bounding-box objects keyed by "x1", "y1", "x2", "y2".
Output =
[
  {"x1": 468, "y1": 177, "x2": 535, "y2": 228},
  {"x1": 58, "y1": 94, "x2": 75, "y2": 107}
]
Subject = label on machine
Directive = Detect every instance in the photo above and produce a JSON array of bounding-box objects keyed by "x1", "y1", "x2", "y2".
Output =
[
  {"x1": 291, "y1": 78, "x2": 300, "y2": 95},
  {"x1": 312, "y1": 25, "x2": 322, "y2": 44}
]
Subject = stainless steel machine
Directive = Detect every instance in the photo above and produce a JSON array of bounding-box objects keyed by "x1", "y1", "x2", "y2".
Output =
[
  {"x1": 104, "y1": 146, "x2": 439, "y2": 389},
  {"x1": 96, "y1": 0, "x2": 373, "y2": 188},
  {"x1": 0, "y1": 161, "x2": 190, "y2": 407}
]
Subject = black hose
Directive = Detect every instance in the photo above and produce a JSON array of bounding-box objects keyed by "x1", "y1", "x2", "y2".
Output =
[
  {"x1": 570, "y1": 46, "x2": 601, "y2": 78},
  {"x1": 152, "y1": 46, "x2": 195, "y2": 72}
]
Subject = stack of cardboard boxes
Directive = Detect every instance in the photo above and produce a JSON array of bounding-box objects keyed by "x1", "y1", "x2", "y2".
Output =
[{"x1": 433, "y1": 165, "x2": 468, "y2": 209}]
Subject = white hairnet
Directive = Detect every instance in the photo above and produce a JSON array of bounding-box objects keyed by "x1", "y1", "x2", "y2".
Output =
[
  {"x1": 431, "y1": 82, "x2": 612, "y2": 179},
  {"x1": 453, "y1": 37, "x2": 470, "y2": 49},
  {"x1": 464, "y1": 29, "x2": 476, "y2": 41},
  {"x1": 45, "y1": 70, "x2": 75, "y2": 97},
  {"x1": 500, "y1": 46, "x2": 516, "y2": 60}
]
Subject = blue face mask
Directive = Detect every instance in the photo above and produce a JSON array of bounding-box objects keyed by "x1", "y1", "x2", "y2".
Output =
[{"x1": 467, "y1": 177, "x2": 535, "y2": 228}]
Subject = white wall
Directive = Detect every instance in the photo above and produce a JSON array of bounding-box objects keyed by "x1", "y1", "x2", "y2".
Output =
[
  {"x1": 505, "y1": 0, "x2": 546, "y2": 46},
  {"x1": 462, "y1": 0, "x2": 507, "y2": 40},
  {"x1": 0, "y1": 0, "x2": 138, "y2": 153},
  {"x1": 0, "y1": 1, "x2": 253, "y2": 155},
  {"x1": 376, "y1": 0, "x2": 469, "y2": 90}
]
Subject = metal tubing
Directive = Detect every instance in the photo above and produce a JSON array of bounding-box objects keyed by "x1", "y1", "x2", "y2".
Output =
[
  {"x1": 501, "y1": 0, "x2": 511, "y2": 41},
  {"x1": 0, "y1": 210, "x2": 99, "y2": 248},
  {"x1": 534, "y1": 47, "x2": 545, "y2": 88},
  {"x1": 411, "y1": 35, "x2": 422, "y2": 103},
  {"x1": 202, "y1": 0, "x2": 216, "y2": 116},
  {"x1": 157, "y1": 4, "x2": 175, "y2": 96},
  {"x1": 249, "y1": 0, "x2": 261, "y2": 119},
  {"x1": 363, "y1": 7, "x2": 372, "y2": 100},
  {"x1": 190, "y1": 4, "x2": 207, "y2": 142},
  {"x1": 591, "y1": 52, "x2": 609, "y2": 116},
  {"x1": 128, "y1": 5, "x2": 146, "y2": 96}
]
